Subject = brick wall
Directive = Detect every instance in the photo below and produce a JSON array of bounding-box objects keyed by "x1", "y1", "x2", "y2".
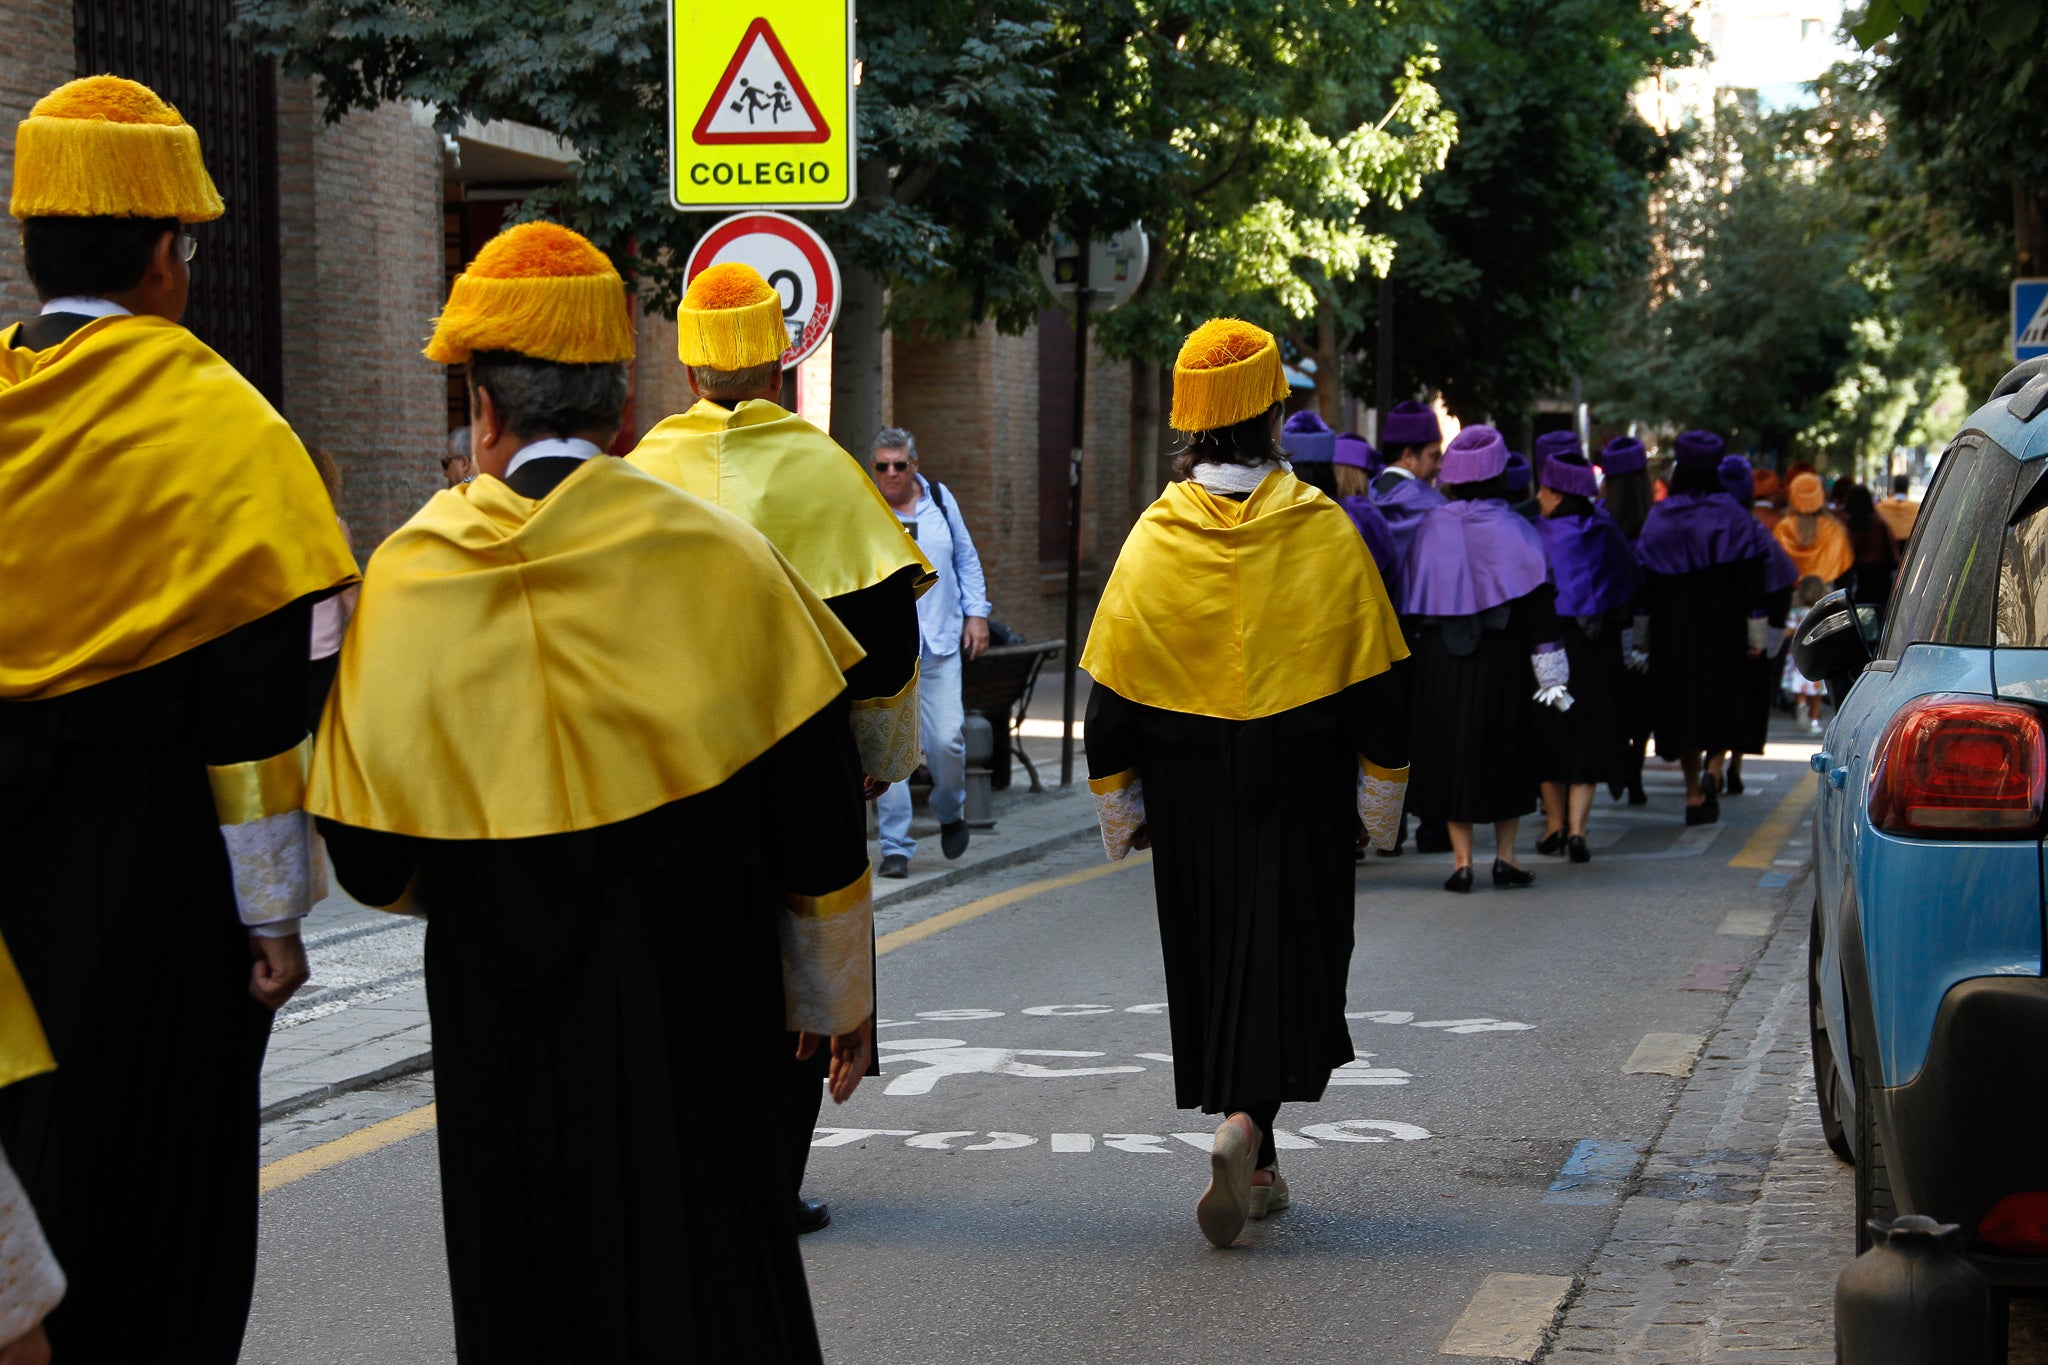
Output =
[
  {"x1": 632, "y1": 300, "x2": 692, "y2": 439},
  {"x1": 0, "y1": 0, "x2": 74, "y2": 320},
  {"x1": 275, "y1": 80, "x2": 445, "y2": 555}
]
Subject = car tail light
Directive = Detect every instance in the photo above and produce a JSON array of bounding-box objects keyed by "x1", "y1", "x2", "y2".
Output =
[
  {"x1": 1979, "y1": 1193, "x2": 2048, "y2": 1255},
  {"x1": 1866, "y1": 694, "x2": 2046, "y2": 837}
]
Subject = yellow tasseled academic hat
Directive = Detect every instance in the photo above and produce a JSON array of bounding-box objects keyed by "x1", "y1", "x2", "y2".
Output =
[
  {"x1": 1788, "y1": 472, "x2": 1826, "y2": 515},
  {"x1": 677, "y1": 263, "x2": 788, "y2": 369},
  {"x1": 425, "y1": 221, "x2": 635, "y2": 366},
  {"x1": 1170, "y1": 318, "x2": 1289, "y2": 433},
  {"x1": 10, "y1": 76, "x2": 223, "y2": 222}
]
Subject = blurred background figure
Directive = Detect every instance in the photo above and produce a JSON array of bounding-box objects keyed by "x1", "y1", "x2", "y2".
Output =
[
  {"x1": 441, "y1": 426, "x2": 474, "y2": 486},
  {"x1": 1876, "y1": 473, "x2": 1919, "y2": 551}
]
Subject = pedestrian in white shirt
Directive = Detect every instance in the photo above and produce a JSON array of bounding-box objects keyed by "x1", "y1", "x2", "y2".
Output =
[{"x1": 869, "y1": 428, "x2": 991, "y2": 876}]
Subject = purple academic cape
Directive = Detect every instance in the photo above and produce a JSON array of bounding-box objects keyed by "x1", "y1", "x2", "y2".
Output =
[
  {"x1": 1636, "y1": 492, "x2": 1773, "y2": 578},
  {"x1": 1403, "y1": 498, "x2": 1550, "y2": 618},
  {"x1": 1372, "y1": 472, "x2": 1449, "y2": 568},
  {"x1": 1537, "y1": 508, "x2": 1642, "y2": 619},
  {"x1": 1339, "y1": 493, "x2": 1403, "y2": 605}
]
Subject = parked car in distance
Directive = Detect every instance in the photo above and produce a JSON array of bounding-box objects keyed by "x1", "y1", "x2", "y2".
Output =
[{"x1": 1796, "y1": 355, "x2": 2048, "y2": 1335}]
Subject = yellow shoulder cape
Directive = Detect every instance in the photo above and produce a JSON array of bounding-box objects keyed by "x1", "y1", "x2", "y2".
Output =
[
  {"x1": 1081, "y1": 470, "x2": 1408, "y2": 721},
  {"x1": 1774, "y1": 511, "x2": 1856, "y2": 584},
  {"x1": 0, "y1": 314, "x2": 358, "y2": 699},
  {"x1": 307, "y1": 458, "x2": 864, "y2": 841},
  {"x1": 628, "y1": 398, "x2": 933, "y2": 601},
  {"x1": 0, "y1": 936, "x2": 53, "y2": 1093}
]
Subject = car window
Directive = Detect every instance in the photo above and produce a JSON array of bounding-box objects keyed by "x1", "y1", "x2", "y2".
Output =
[
  {"x1": 1999, "y1": 466, "x2": 2048, "y2": 645},
  {"x1": 1882, "y1": 436, "x2": 2015, "y2": 660}
]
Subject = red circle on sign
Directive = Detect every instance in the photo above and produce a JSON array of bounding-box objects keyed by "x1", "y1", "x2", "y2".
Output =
[{"x1": 683, "y1": 211, "x2": 840, "y2": 369}]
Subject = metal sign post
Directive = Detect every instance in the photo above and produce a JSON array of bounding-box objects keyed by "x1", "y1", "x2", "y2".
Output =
[{"x1": 1060, "y1": 237, "x2": 1090, "y2": 789}]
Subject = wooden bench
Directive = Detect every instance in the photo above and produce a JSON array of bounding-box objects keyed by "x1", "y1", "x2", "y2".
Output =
[{"x1": 959, "y1": 639, "x2": 1065, "y2": 792}]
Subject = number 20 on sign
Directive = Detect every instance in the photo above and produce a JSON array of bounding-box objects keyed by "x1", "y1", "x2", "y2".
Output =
[{"x1": 667, "y1": 0, "x2": 855, "y2": 211}]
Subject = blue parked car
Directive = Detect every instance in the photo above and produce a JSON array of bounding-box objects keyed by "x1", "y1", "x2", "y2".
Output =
[{"x1": 1797, "y1": 355, "x2": 2048, "y2": 1313}]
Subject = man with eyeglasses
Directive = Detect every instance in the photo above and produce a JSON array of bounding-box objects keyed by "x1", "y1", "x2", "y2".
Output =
[
  {"x1": 869, "y1": 428, "x2": 991, "y2": 877},
  {"x1": 0, "y1": 77, "x2": 356, "y2": 1358},
  {"x1": 440, "y1": 425, "x2": 475, "y2": 485}
]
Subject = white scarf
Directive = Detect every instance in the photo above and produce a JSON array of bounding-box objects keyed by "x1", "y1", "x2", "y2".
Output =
[{"x1": 1191, "y1": 459, "x2": 1290, "y2": 495}]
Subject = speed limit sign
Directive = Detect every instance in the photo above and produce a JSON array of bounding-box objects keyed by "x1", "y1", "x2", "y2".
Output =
[{"x1": 682, "y1": 211, "x2": 840, "y2": 369}]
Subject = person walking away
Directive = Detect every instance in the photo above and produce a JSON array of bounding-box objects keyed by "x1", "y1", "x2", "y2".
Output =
[
  {"x1": 1876, "y1": 473, "x2": 1919, "y2": 549},
  {"x1": 1634, "y1": 431, "x2": 1776, "y2": 825},
  {"x1": 0, "y1": 76, "x2": 357, "y2": 1362},
  {"x1": 1402, "y1": 425, "x2": 1564, "y2": 891},
  {"x1": 1082, "y1": 319, "x2": 1409, "y2": 1249},
  {"x1": 627, "y1": 262, "x2": 931, "y2": 1236},
  {"x1": 307, "y1": 449, "x2": 361, "y2": 730},
  {"x1": 1332, "y1": 433, "x2": 1403, "y2": 605},
  {"x1": 869, "y1": 427, "x2": 991, "y2": 877},
  {"x1": 1772, "y1": 472, "x2": 1854, "y2": 592},
  {"x1": 1533, "y1": 452, "x2": 1641, "y2": 863},
  {"x1": 1504, "y1": 450, "x2": 1539, "y2": 521},
  {"x1": 310, "y1": 224, "x2": 874, "y2": 1364},
  {"x1": 440, "y1": 426, "x2": 474, "y2": 485},
  {"x1": 1841, "y1": 482, "x2": 1900, "y2": 613},
  {"x1": 1783, "y1": 576, "x2": 1831, "y2": 734},
  {"x1": 1598, "y1": 437, "x2": 1657, "y2": 805},
  {"x1": 1279, "y1": 407, "x2": 1338, "y2": 495},
  {"x1": 1714, "y1": 457, "x2": 1797, "y2": 796},
  {"x1": 1369, "y1": 399, "x2": 1447, "y2": 562}
]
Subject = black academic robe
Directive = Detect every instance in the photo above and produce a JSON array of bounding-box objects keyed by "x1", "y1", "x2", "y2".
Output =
[
  {"x1": 1535, "y1": 609, "x2": 1633, "y2": 787},
  {"x1": 1642, "y1": 558, "x2": 1766, "y2": 758},
  {"x1": 1084, "y1": 678, "x2": 1407, "y2": 1113},
  {"x1": 317, "y1": 457, "x2": 868, "y2": 1365},
  {"x1": 1406, "y1": 588, "x2": 1558, "y2": 824},
  {"x1": 0, "y1": 599, "x2": 312, "y2": 1364}
]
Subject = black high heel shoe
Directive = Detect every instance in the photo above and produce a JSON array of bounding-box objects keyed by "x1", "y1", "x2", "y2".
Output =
[
  {"x1": 1492, "y1": 860, "x2": 1535, "y2": 888},
  {"x1": 1726, "y1": 770, "x2": 1745, "y2": 796},
  {"x1": 1444, "y1": 866, "x2": 1474, "y2": 894},
  {"x1": 1536, "y1": 829, "x2": 1568, "y2": 857},
  {"x1": 1568, "y1": 835, "x2": 1590, "y2": 864},
  {"x1": 1627, "y1": 781, "x2": 1648, "y2": 806}
]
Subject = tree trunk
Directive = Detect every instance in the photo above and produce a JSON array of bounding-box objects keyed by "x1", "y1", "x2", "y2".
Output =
[
  {"x1": 828, "y1": 157, "x2": 891, "y2": 455},
  {"x1": 1315, "y1": 300, "x2": 1341, "y2": 422},
  {"x1": 1128, "y1": 357, "x2": 1159, "y2": 525},
  {"x1": 2015, "y1": 178, "x2": 2048, "y2": 279}
]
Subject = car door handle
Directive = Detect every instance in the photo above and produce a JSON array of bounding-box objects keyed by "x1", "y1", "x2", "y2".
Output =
[
  {"x1": 1811, "y1": 752, "x2": 1832, "y2": 773},
  {"x1": 1828, "y1": 766, "x2": 1849, "y2": 790}
]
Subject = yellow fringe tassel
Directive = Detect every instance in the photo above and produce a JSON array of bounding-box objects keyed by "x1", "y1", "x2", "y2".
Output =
[
  {"x1": 1170, "y1": 349, "x2": 1290, "y2": 432},
  {"x1": 676, "y1": 293, "x2": 788, "y2": 370},
  {"x1": 10, "y1": 117, "x2": 223, "y2": 221},
  {"x1": 425, "y1": 271, "x2": 635, "y2": 366}
]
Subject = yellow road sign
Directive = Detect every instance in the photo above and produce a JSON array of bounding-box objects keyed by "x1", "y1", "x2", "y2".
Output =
[{"x1": 668, "y1": 1, "x2": 854, "y2": 211}]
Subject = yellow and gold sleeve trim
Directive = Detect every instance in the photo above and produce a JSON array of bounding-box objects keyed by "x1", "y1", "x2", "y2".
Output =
[
  {"x1": 1361, "y1": 759, "x2": 1410, "y2": 783},
  {"x1": 208, "y1": 737, "x2": 311, "y2": 826},
  {"x1": 850, "y1": 666, "x2": 922, "y2": 783},
  {"x1": 1087, "y1": 769, "x2": 1139, "y2": 796},
  {"x1": 780, "y1": 868, "x2": 875, "y2": 1035}
]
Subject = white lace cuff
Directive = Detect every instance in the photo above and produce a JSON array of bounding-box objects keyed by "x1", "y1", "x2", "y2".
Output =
[
  {"x1": 1357, "y1": 761, "x2": 1409, "y2": 852},
  {"x1": 219, "y1": 810, "x2": 315, "y2": 934},
  {"x1": 1089, "y1": 771, "x2": 1146, "y2": 861},
  {"x1": 850, "y1": 668, "x2": 923, "y2": 783},
  {"x1": 1532, "y1": 648, "x2": 1570, "y2": 690},
  {"x1": 780, "y1": 871, "x2": 875, "y2": 1035},
  {"x1": 0, "y1": 1145, "x2": 62, "y2": 1346},
  {"x1": 1747, "y1": 616, "x2": 1772, "y2": 653}
]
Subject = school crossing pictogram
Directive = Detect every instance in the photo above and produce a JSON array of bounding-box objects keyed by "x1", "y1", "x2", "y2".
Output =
[{"x1": 693, "y1": 18, "x2": 829, "y2": 144}]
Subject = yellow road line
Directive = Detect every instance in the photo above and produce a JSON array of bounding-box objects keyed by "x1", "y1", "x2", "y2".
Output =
[
  {"x1": 1729, "y1": 774, "x2": 1817, "y2": 869},
  {"x1": 260, "y1": 1102, "x2": 437, "y2": 1196},
  {"x1": 876, "y1": 851, "x2": 1149, "y2": 957}
]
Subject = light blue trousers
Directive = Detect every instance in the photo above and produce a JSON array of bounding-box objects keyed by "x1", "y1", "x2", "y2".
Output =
[{"x1": 877, "y1": 646, "x2": 966, "y2": 859}]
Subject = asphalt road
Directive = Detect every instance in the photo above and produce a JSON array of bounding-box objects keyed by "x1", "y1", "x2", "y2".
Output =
[{"x1": 242, "y1": 754, "x2": 1824, "y2": 1364}]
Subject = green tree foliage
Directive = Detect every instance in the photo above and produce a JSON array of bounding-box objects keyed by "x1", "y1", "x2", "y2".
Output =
[{"x1": 1355, "y1": 0, "x2": 1696, "y2": 424}]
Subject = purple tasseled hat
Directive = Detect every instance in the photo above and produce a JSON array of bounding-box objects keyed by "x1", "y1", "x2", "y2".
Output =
[
  {"x1": 1380, "y1": 399, "x2": 1440, "y2": 450},
  {"x1": 1440, "y1": 424, "x2": 1509, "y2": 486},
  {"x1": 1597, "y1": 436, "x2": 1648, "y2": 476},
  {"x1": 1533, "y1": 429, "x2": 1582, "y2": 472},
  {"x1": 1674, "y1": 429, "x2": 1726, "y2": 471},
  {"x1": 1279, "y1": 408, "x2": 1335, "y2": 463},
  {"x1": 1333, "y1": 431, "x2": 1379, "y2": 470},
  {"x1": 1541, "y1": 452, "x2": 1600, "y2": 500},
  {"x1": 1504, "y1": 451, "x2": 1532, "y2": 496},
  {"x1": 1719, "y1": 454, "x2": 1755, "y2": 504}
]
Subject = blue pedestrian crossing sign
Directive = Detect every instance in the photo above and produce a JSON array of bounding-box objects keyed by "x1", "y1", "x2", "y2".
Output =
[{"x1": 2015, "y1": 278, "x2": 2048, "y2": 362}]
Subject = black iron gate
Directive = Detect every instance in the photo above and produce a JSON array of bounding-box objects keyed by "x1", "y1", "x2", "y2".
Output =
[{"x1": 73, "y1": 0, "x2": 283, "y2": 403}]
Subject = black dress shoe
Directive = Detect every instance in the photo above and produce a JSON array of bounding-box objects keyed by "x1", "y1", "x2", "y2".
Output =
[
  {"x1": 879, "y1": 854, "x2": 910, "y2": 879},
  {"x1": 1627, "y1": 782, "x2": 1648, "y2": 806},
  {"x1": 794, "y1": 1198, "x2": 830, "y2": 1234},
  {"x1": 1567, "y1": 835, "x2": 1591, "y2": 864},
  {"x1": 1375, "y1": 844, "x2": 1404, "y2": 858},
  {"x1": 1684, "y1": 801, "x2": 1718, "y2": 826},
  {"x1": 940, "y1": 819, "x2": 970, "y2": 860},
  {"x1": 1492, "y1": 859, "x2": 1535, "y2": 888},
  {"x1": 1535, "y1": 829, "x2": 1568, "y2": 857},
  {"x1": 1726, "y1": 770, "x2": 1745, "y2": 796},
  {"x1": 1443, "y1": 866, "x2": 1474, "y2": 894}
]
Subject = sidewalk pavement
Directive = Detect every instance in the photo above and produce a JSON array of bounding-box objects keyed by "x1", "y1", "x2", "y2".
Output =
[
  {"x1": 262, "y1": 778, "x2": 1099, "y2": 1121},
  {"x1": 1543, "y1": 870, "x2": 1852, "y2": 1363}
]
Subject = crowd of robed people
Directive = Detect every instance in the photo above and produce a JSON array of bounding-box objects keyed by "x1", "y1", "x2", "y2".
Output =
[{"x1": 0, "y1": 72, "x2": 1908, "y2": 1365}]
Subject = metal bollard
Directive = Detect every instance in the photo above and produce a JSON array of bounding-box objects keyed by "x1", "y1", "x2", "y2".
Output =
[
  {"x1": 962, "y1": 711, "x2": 996, "y2": 829},
  {"x1": 1836, "y1": 1215, "x2": 1995, "y2": 1363}
]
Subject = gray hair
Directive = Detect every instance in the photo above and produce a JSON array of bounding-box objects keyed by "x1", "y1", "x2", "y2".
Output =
[
  {"x1": 446, "y1": 427, "x2": 472, "y2": 459},
  {"x1": 468, "y1": 351, "x2": 629, "y2": 442},
  {"x1": 688, "y1": 362, "x2": 780, "y2": 400},
  {"x1": 872, "y1": 427, "x2": 918, "y2": 461}
]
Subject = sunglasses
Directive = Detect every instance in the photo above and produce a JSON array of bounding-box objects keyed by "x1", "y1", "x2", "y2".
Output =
[
  {"x1": 873, "y1": 460, "x2": 911, "y2": 472},
  {"x1": 439, "y1": 456, "x2": 469, "y2": 470}
]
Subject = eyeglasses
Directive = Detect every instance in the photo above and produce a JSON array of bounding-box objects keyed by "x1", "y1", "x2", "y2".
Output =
[
  {"x1": 439, "y1": 456, "x2": 469, "y2": 471},
  {"x1": 873, "y1": 460, "x2": 911, "y2": 472},
  {"x1": 176, "y1": 232, "x2": 197, "y2": 263}
]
